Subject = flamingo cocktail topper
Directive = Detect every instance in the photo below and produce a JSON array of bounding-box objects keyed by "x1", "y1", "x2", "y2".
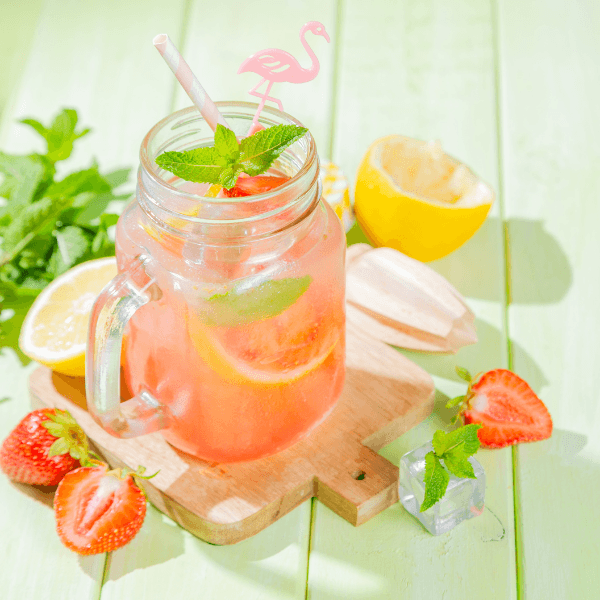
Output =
[{"x1": 238, "y1": 21, "x2": 330, "y2": 129}]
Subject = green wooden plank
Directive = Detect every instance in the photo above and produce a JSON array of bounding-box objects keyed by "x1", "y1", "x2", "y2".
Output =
[
  {"x1": 102, "y1": 1, "x2": 337, "y2": 598},
  {"x1": 0, "y1": 357, "x2": 105, "y2": 600},
  {"x1": 0, "y1": 0, "x2": 44, "y2": 119},
  {"x1": 101, "y1": 505, "x2": 313, "y2": 600},
  {"x1": 497, "y1": 1, "x2": 600, "y2": 597},
  {"x1": 0, "y1": 0, "x2": 187, "y2": 598},
  {"x1": 307, "y1": 1, "x2": 517, "y2": 598}
]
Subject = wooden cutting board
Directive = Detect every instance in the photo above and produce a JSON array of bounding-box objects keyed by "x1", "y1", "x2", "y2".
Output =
[{"x1": 29, "y1": 322, "x2": 434, "y2": 545}]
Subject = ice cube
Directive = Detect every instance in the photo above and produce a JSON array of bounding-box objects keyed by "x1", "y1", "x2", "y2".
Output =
[{"x1": 398, "y1": 442, "x2": 486, "y2": 535}]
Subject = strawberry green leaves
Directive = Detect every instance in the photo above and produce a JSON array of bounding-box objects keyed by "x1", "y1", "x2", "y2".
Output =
[
  {"x1": 43, "y1": 409, "x2": 91, "y2": 464},
  {"x1": 155, "y1": 123, "x2": 307, "y2": 189},
  {"x1": 420, "y1": 423, "x2": 483, "y2": 512}
]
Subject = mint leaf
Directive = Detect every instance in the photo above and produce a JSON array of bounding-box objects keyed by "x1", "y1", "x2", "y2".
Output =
[
  {"x1": 203, "y1": 275, "x2": 312, "y2": 327},
  {"x1": 20, "y1": 118, "x2": 47, "y2": 138},
  {"x1": 155, "y1": 146, "x2": 224, "y2": 185},
  {"x1": 237, "y1": 124, "x2": 307, "y2": 177},
  {"x1": 46, "y1": 166, "x2": 111, "y2": 199},
  {"x1": 431, "y1": 429, "x2": 448, "y2": 456},
  {"x1": 22, "y1": 108, "x2": 89, "y2": 163},
  {"x1": 442, "y1": 447, "x2": 476, "y2": 479},
  {"x1": 421, "y1": 452, "x2": 450, "y2": 512},
  {"x1": 90, "y1": 213, "x2": 119, "y2": 255},
  {"x1": 49, "y1": 226, "x2": 91, "y2": 276},
  {"x1": 103, "y1": 167, "x2": 131, "y2": 190},
  {"x1": 214, "y1": 124, "x2": 240, "y2": 162},
  {"x1": 155, "y1": 124, "x2": 307, "y2": 189},
  {"x1": 218, "y1": 165, "x2": 244, "y2": 189},
  {"x1": 47, "y1": 109, "x2": 89, "y2": 163},
  {"x1": 442, "y1": 423, "x2": 483, "y2": 456},
  {"x1": 2, "y1": 196, "x2": 73, "y2": 253},
  {"x1": 0, "y1": 152, "x2": 49, "y2": 215},
  {"x1": 422, "y1": 424, "x2": 483, "y2": 511},
  {"x1": 455, "y1": 366, "x2": 472, "y2": 382}
]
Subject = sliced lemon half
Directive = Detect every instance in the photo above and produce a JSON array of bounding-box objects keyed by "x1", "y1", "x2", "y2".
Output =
[
  {"x1": 355, "y1": 135, "x2": 494, "y2": 262},
  {"x1": 19, "y1": 257, "x2": 118, "y2": 377}
]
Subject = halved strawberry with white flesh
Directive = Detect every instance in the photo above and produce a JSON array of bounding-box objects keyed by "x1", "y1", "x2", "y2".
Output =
[
  {"x1": 222, "y1": 175, "x2": 289, "y2": 197},
  {"x1": 448, "y1": 368, "x2": 553, "y2": 448},
  {"x1": 54, "y1": 464, "x2": 148, "y2": 555}
]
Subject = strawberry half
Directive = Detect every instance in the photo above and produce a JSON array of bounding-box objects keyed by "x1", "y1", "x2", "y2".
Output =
[
  {"x1": 451, "y1": 369, "x2": 553, "y2": 448},
  {"x1": 55, "y1": 464, "x2": 147, "y2": 555},
  {"x1": 222, "y1": 175, "x2": 289, "y2": 197},
  {"x1": 0, "y1": 409, "x2": 87, "y2": 486}
]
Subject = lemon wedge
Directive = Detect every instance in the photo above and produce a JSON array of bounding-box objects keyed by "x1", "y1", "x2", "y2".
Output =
[
  {"x1": 320, "y1": 161, "x2": 354, "y2": 232},
  {"x1": 19, "y1": 257, "x2": 118, "y2": 377},
  {"x1": 354, "y1": 136, "x2": 494, "y2": 261}
]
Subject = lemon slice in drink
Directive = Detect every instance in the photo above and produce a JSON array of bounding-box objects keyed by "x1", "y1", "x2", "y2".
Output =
[
  {"x1": 19, "y1": 257, "x2": 118, "y2": 377},
  {"x1": 187, "y1": 297, "x2": 340, "y2": 386},
  {"x1": 354, "y1": 136, "x2": 494, "y2": 261}
]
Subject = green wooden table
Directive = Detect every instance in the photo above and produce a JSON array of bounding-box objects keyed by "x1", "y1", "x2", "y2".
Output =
[{"x1": 1, "y1": 1, "x2": 598, "y2": 598}]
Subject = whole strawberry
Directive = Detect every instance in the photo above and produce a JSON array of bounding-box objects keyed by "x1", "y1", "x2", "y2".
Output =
[
  {"x1": 55, "y1": 463, "x2": 148, "y2": 555},
  {"x1": 447, "y1": 368, "x2": 553, "y2": 448},
  {"x1": 0, "y1": 409, "x2": 88, "y2": 486}
]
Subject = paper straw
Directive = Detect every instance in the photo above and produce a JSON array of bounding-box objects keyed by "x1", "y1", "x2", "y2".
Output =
[{"x1": 153, "y1": 34, "x2": 229, "y2": 131}]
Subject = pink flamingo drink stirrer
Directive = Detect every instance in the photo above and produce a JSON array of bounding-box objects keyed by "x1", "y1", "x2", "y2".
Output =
[{"x1": 238, "y1": 21, "x2": 330, "y2": 129}]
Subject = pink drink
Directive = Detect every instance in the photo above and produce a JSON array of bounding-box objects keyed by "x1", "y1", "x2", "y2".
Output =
[{"x1": 114, "y1": 104, "x2": 346, "y2": 462}]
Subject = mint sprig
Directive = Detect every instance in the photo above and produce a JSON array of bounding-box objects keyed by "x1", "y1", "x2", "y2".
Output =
[
  {"x1": 420, "y1": 423, "x2": 483, "y2": 512},
  {"x1": 155, "y1": 123, "x2": 307, "y2": 189},
  {"x1": 0, "y1": 108, "x2": 130, "y2": 338}
]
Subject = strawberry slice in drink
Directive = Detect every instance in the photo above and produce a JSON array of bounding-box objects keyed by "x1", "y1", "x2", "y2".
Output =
[{"x1": 222, "y1": 175, "x2": 289, "y2": 198}]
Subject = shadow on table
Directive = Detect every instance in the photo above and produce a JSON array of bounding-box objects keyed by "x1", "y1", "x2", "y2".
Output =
[
  {"x1": 431, "y1": 216, "x2": 572, "y2": 305},
  {"x1": 398, "y1": 317, "x2": 548, "y2": 394},
  {"x1": 8, "y1": 480, "x2": 55, "y2": 509},
  {"x1": 102, "y1": 505, "x2": 187, "y2": 580},
  {"x1": 103, "y1": 501, "x2": 308, "y2": 593},
  {"x1": 348, "y1": 216, "x2": 572, "y2": 305}
]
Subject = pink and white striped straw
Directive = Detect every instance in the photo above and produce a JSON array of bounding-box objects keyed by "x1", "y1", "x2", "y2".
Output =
[{"x1": 153, "y1": 34, "x2": 229, "y2": 132}]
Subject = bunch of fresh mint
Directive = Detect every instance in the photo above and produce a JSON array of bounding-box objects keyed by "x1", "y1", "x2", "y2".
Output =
[
  {"x1": 421, "y1": 423, "x2": 483, "y2": 512},
  {"x1": 0, "y1": 108, "x2": 130, "y2": 335},
  {"x1": 155, "y1": 123, "x2": 307, "y2": 188}
]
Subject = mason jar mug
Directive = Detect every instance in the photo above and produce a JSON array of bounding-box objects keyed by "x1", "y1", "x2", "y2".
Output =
[{"x1": 86, "y1": 103, "x2": 346, "y2": 462}]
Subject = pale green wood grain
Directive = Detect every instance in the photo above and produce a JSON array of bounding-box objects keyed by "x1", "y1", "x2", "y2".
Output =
[
  {"x1": 100, "y1": 2, "x2": 338, "y2": 597},
  {"x1": 498, "y1": 0, "x2": 600, "y2": 597},
  {"x1": 0, "y1": 0, "x2": 186, "y2": 172},
  {"x1": 101, "y1": 503, "x2": 312, "y2": 600},
  {"x1": 0, "y1": 356, "x2": 105, "y2": 600},
  {"x1": 308, "y1": 1, "x2": 517, "y2": 598},
  {"x1": 0, "y1": 0, "x2": 187, "y2": 597},
  {"x1": 0, "y1": 0, "x2": 44, "y2": 119}
]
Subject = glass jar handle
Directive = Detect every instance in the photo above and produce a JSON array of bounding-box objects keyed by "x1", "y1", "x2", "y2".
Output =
[{"x1": 86, "y1": 255, "x2": 172, "y2": 438}]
